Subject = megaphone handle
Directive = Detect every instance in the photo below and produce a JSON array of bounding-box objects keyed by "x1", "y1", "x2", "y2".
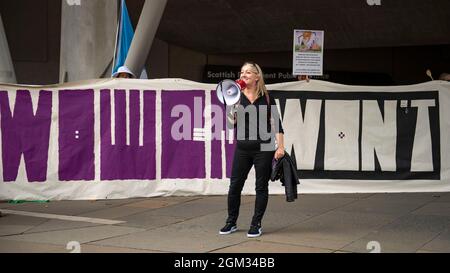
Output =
[{"x1": 226, "y1": 108, "x2": 237, "y2": 126}]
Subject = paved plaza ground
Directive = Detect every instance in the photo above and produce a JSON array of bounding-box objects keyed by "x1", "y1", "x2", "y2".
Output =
[{"x1": 1, "y1": 192, "x2": 449, "y2": 253}]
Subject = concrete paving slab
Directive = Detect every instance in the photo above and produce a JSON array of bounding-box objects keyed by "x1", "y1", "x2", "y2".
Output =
[
  {"x1": 419, "y1": 229, "x2": 450, "y2": 253},
  {"x1": 23, "y1": 219, "x2": 103, "y2": 234},
  {"x1": 0, "y1": 225, "x2": 35, "y2": 236},
  {"x1": 153, "y1": 196, "x2": 204, "y2": 203},
  {"x1": 256, "y1": 211, "x2": 311, "y2": 233},
  {"x1": 412, "y1": 202, "x2": 450, "y2": 217},
  {"x1": 77, "y1": 205, "x2": 152, "y2": 219},
  {"x1": 200, "y1": 207, "x2": 310, "y2": 236},
  {"x1": 0, "y1": 200, "x2": 125, "y2": 216},
  {"x1": 223, "y1": 195, "x2": 348, "y2": 229},
  {"x1": 336, "y1": 198, "x2": 428, "y2": 216},
  {"x1": 261, "y1": 210, "x2": 396, "y2": 250},
  {"x1": 294, "y1": 210, "x2": 396, "y2": 241},
  {"x1": 299, "y1": 193, "x2": 374, "y2": 199},
  {"x1": 0, "y1": 238, "x2": 68, "y2": 253},
  {"x1": 216, "y1": 199, "x2": 295, "y2": 229},
  {"x1": 261, "y1": 236, "x2": 350, "y2": 251},
  {"x1": 266, "y1": 196, "x2": 319, "y2": 214},
  {"x1": 90, "y1": 197, "x2": 149, "y2": 206},
  {"x1": 116, "y1": 212, "x2": 186, "y2": 229},
  {"x1": 270, "y1": 195, "x2": 360, "y2": 216},
  {"x1": 93, "y1": 213, "x2": 250, "y2": 252},
  {"x1": 2, "y1": 198, "x2": 150, "y2": 214},
  {"x1": 211, "y1": 240, "x2": 332, "y2": 253},
  {"x1": 81, "y1": 243, "x2": 166, "y2": 253},
  {"x1": 432, "y1": 193, "x2": 450, "y2": 202},
  {"x1": 341, "y1": 214, "x2": 450, "y2": 253},
  {"x1": 162, "y1": 210, "x2": 227, "y2": 230},
  {"x1": 123, "y1": 199, "x2": 183, "y2": 210},
  {"x1": 93, "y1": 227, "x2": 248, "y2": 253},
  {"x1": 415, "y1": 250, "x2": 435, "y2": 253},
  {"x1": 229, "y1": 205, "x2": 311, "y2": 235},
  {"x1": 1, "y1": 225, "x2": 145, "y2": 246},
  {"x1": 140, "y1": 196, "x2": 231, "y2": 219},
  {"x1": 365, "y1": 193, "x2": 440, "y2": 203},
  {"x1": 0, "y1": 213, "x2": 48, "y2": 227},
  {"x1": 124, "y1": 196, "x2": 201, "y2": 209},
  {"x1": 0, "y1": 209, "x2": 125, "y2": 225}
]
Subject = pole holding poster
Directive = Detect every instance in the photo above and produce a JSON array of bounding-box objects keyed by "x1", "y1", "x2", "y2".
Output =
[{"x1": 293, "y1": 29, "x2": 324, "y2": 76}]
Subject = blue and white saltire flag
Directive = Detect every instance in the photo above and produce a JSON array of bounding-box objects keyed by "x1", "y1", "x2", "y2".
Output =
[{"x1": 112, "y1": 0, "x2": 148, "y2": 79}]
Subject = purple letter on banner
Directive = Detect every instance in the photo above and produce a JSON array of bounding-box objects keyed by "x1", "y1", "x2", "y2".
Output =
[
  {"x1": 210, "y1": 90, "x2": 235, "y2": 179},
  {"x1": 59, "y1": 90, "x2": 95, "y2": 181},
  {"x1": 100, "y1": 89, "x2": 156, "y2": 180},
  {"x1": 161, "y1": 91, "x2": 205, "y2": 178},
  {"x1": 0, "y1": 90, "x2": 52, "y2": 182}
]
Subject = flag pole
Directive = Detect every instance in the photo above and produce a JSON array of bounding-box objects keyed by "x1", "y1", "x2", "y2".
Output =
[{"x1": 111, "y1": 0, "x2": 122, "y2": 76}]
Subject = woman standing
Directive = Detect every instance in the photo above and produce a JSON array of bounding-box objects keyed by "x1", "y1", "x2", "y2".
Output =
[{"x1": 219, "y1": 62, "x2": 285, "y2": 237}]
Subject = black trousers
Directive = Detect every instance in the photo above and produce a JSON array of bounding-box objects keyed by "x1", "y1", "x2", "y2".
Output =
[{"x1": 226, "y1": 144, "x2": 275, "y2": 226}]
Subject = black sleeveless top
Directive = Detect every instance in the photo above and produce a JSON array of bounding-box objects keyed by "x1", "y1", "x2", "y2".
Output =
[{"x1": 235, "y1": 92, "x2": 284, "y2": 150}]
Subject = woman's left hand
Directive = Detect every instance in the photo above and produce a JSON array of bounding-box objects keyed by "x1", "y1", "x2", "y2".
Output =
[{"x1": 274, "y1": 147, "x2": 285, "y2": 160}]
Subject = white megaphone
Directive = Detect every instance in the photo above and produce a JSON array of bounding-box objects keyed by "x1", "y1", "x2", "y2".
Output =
[{"x1": 216, "y1": 79, "x2": 246, "y2": 106}]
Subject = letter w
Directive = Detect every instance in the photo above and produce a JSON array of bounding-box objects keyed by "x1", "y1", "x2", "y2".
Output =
[{"x1": 0, "y1": 90, "x2": 52, "y2": 182}]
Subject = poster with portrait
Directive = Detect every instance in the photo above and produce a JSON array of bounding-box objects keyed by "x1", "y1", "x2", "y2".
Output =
[{"x1": 293, "y1": 29, "x2": 324, "y2": 76}]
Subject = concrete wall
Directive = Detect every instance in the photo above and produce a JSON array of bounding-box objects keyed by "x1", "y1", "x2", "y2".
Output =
[
  {"x1": 168, "y1": 44, "x2": 206, "y2": 81},
  {"x1": 392, "y1": 46, "x2": 450, "y2": 83},
  {"x1": 0, "y1": 13, "x2": 16, "y2": 83},
  {"x1": 205, "y1": 46, "x2": 450, "y2": 84},
  {"x1": 146, "y1": 38, "x2": 169, "y2": 79},
  {"x1": 0, "y1": 0, "x2": 61, "y2": 85},
  {"x1": 59, "y1": 0, "x2": 117, "y2": 83}
]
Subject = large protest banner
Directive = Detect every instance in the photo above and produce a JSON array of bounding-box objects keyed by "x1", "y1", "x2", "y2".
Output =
[{"x1": 0, "y1": 78, "x2": 449, "y2": 200}]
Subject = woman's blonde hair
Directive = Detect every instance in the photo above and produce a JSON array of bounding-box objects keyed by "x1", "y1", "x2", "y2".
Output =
[{"x1": 242, "y1": 62, "x2": 268, "y2": 98}]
